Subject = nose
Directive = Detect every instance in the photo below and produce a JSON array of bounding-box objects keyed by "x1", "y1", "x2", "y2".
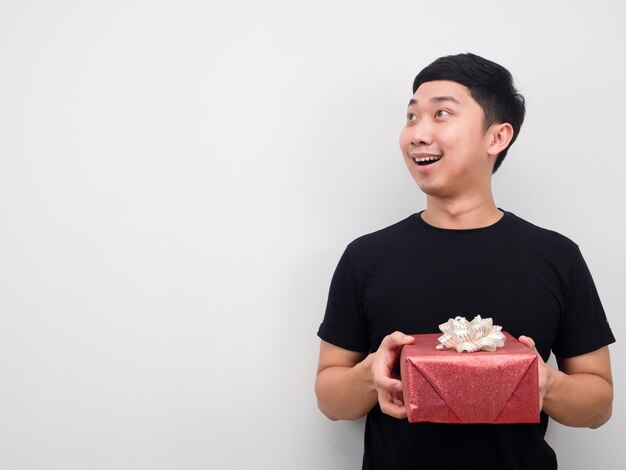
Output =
[{"x1": 409, "y1": 120, "x2": 433, "y2": 146}]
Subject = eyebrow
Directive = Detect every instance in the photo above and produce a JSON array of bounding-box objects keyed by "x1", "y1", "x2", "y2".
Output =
[{"x1": 408, "y1": 96, "x2": 461, "y2": 107}]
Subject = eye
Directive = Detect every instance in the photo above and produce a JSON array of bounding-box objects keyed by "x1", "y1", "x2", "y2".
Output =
[
  {"x1": 407, "y1": 113, "x2": 416, "y2": 121},
  {"x1": 435, "y1": 109, "x2": 450, "y2": 118}
]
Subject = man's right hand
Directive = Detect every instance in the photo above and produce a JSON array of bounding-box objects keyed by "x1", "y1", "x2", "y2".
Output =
[
  {"x1": 371, "y1": 332, "x2": 415, "y2": 419},
  {"x1": 315, "y1": 332, "x2": 414, "y2": 421}
]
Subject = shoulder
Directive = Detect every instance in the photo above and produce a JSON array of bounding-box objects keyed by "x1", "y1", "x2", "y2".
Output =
[
  {"x1": 337, "y1": 214, "x2": 421, "y2": 272},
  {"x1": 345, "y1": 214, "x2": 419, "y2": 254},
  {"x1": 504, "y1": 211, "x2": 581, "y2": 257}
]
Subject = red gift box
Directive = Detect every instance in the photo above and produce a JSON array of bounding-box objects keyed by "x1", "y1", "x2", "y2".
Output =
[{"x1": 400, "y1": 332, "x2": 539, "y2": 424}]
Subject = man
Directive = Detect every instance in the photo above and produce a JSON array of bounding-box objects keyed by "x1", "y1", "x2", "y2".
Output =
[{"x1": 315, "y1": 53, "x2": 615, "y2": 469}]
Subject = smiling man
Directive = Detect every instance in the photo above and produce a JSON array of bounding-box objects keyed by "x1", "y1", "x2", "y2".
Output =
[{"x1": 315, "y1": 53, "x2": 615, "y2": 469}]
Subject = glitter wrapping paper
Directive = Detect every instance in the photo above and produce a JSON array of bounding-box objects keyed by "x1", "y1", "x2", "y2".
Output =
[{"x1": 400, "y1": 332, "x2": 539, "y2": 424}]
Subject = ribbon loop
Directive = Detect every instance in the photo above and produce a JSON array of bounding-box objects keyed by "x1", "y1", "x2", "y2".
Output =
[{"x1": 436, "y1": 315, "x2": 505, "y2": 352}]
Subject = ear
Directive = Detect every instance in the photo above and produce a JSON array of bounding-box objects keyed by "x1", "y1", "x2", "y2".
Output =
[{"x1": 486, "y1": 123, "x2": 514, "y2": 157}]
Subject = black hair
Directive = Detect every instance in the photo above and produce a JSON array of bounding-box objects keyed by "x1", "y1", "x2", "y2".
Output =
[{"x1": 412, "y1": 53, "x2": 525, "y2": 173}]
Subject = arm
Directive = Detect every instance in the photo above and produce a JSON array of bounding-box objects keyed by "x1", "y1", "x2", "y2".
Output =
[
  {"x1": 315, "y1": 340, "x2": 375, "y2": 420},
  {"x1": 315, "y1": 333, "x2": 414, "y2": 421},
  {"x1": 519, "y1": 336, "x2": 613, "y2": 428}
]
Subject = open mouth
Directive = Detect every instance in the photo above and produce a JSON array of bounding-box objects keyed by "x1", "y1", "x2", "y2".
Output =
[{"x1": 413, "y1": 155, "x2": 442, "y2": 166}]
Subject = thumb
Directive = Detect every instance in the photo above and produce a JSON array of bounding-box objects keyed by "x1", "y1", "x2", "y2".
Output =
[{"x1": 518, "y1": 335, "x2": 536, "y2": 351}]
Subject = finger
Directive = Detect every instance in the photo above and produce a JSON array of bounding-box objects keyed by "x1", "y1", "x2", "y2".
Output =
[
  {"x1": 381, "y1": 331, "x2": 415, "y2": 349},
  {"x1": 376, "y1": 378, "x2": 408, "y2": 419},
  {"x1": 379, "y1": 394, "x2": 408, "y2": 419},
  {"x1": 373, "y1": 376, "x2": 403, "y2": 393},
  {"x1": 372, "y1": 332, "x2": 414, "y2": 379},
  {"x1": 392, "y1": 397, "x2": 404, "y2": 407},
  {"x1": 518, "y1": 335, "x2": 537, "y2": 351},
  {"x1": 381, "y1": 404, "x2": 407, "y2": 419},
  {"x1": 519, "y1": 335, "x2": 548, "y2": 371}
]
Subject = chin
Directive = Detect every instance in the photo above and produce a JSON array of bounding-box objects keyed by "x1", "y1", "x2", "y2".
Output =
[
  {"x1": 418, "y1": 183, "x2": 452, "y2": 199},
  {"x1": 412, "y1": 178, "x2": 440, "y2": 196}
]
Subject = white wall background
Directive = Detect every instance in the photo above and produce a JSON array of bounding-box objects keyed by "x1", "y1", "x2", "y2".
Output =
[{"x1": 1, "y1": 1, "x2": 625, "y2": 468}]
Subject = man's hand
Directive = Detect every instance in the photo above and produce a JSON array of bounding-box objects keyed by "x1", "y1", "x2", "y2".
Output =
[
  {"x1": 518, "y1": 335, "x2": 613, "y2": 428},
  {"x1": 518, "y1": 335, "x2": 553, "y2": 411},
  {"x1": 315, "y1": 333, "x2": 415, "y2": 421},
  {"x1": 371, "y1": 332, "x2": 415, "y2": 419}
]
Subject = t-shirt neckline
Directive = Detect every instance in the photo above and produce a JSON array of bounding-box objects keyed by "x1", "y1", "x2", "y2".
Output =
[{"x1": 414, "y1": 209, "x2": 510, "y2": 234}]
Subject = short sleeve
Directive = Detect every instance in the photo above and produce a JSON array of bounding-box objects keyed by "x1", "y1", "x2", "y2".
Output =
[
  {"x1": 552, "y1": 246, "x2": 615, "y2": 358},
  {"x1": 317, "y1": 247, "x2": 370, "y2": 352}
]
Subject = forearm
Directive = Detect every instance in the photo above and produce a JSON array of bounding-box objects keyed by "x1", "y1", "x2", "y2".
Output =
[
  {"x1": 543, "y1": 369, "x2": 613, "y2": 428},
  {"x1": 315, "y1": 353, "x2": 378, "y2": 420}
]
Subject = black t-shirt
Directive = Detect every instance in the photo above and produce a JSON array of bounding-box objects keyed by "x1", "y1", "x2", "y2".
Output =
[{"x1": 318, "y1": 211, "x2": 615, "y2": 470}]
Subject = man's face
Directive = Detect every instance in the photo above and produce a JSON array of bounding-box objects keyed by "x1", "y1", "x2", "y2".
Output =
[{"x1": 399, "y1": 80, "x2": 496, "y2": 199}]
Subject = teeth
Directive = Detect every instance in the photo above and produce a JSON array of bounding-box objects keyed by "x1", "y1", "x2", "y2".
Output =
[{"x1": 413, "y1": 156, "x2": 442, "y2": 163}]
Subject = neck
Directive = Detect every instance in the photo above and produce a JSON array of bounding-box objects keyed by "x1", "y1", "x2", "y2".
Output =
[{"x1": 422, "y1": 191, "x2": 502, "y2": 230}]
